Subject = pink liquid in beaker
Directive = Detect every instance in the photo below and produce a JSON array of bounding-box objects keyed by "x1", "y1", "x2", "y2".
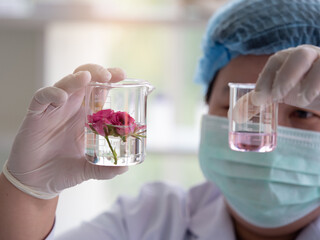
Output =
[{"x1": 229, "y1": 132, "x2": 276, "y2": 152}]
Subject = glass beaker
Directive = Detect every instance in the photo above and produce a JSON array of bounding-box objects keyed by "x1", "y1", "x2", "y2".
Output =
[
  {"x1": 84, "y1": 79, "x2": 154, "y2": 166},
  {"x1": 228, "y1": 83, "x2": 278, "y2": 152}
]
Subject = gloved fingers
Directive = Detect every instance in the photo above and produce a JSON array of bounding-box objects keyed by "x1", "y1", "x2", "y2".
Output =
[
  {"x1": 74, "y1": 64, "x2": 127, "y2": 83},
  {"x1": 74, "y1": 64, "x2": 112, "y2": 83},
  {"x1": 90, "y1": 68, "x2": 127, "y2": 109},
  {"x1": 252, "y1": 46, "x2": 319, "y2": 106},
  {"x1": 74, "y1": 64, "x2": 110, "y2": 111},
  {"x1": 54, "y1": 71, "x2": 91, "y2": 96},
  {"x1": 271, "y1": 45, "x2": 318, "y2": 102},
  {"x1": 293, "y1": 57, "x2": 320, "y2": 107},
  {"x1": 252, "y1": 51, "x2": 289, "y2": 106},
  {"x1": 107, "y1": 67, "x2": 127, "y2": 83},
  {"x1": 230, "y1": 91, "x2": 261, "y2": 123},
  {"x1": 79, "y1": 66, "x2": 127, "y2": 110},
  {"x1": 92, "y1": 68, "x2": 127, "y2": 109},
  {"x1": 28, "y1": 86, "x2": 68, "y2": 114},
  {"x1": 87, "y1": 86, "x2": 109, "y2": 110}
]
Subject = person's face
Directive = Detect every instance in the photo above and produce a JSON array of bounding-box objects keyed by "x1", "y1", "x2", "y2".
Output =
[
  {"x1": 208, "y1": 54, "x2": 320, "y2": 235},
  {"x1": 208, "y1": 54, "x2": 320, "y2": 131}
]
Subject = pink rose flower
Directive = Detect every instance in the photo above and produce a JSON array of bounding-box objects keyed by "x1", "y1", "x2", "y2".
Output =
[
  {"x1": 93, "y1": 120, "x2": 108, "y2": 136},
  {"x1": 88, "y1": 109, "x2": 114, "y2": 124},
  {"x1": 86, "y1": 108, "x2": 146, "y2": 164},
  {"x1": 109, "y1": 111, "x2": 137, "y2": 135},
  {"x1": 87, "y1": 109, "x2": 115, "y2": 136},
  {"x1": 87, "y1": 109, "x2": 141, "y2": 137}
]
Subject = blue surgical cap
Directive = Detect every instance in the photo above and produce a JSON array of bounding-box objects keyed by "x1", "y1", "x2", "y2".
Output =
[{"x1": 194, "y1": 0, "x2": 320, "y2": 92}]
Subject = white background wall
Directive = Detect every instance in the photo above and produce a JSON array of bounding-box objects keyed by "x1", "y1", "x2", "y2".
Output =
[{"x1": 0, "y1": 26, "x2": 45, "y2": 166}]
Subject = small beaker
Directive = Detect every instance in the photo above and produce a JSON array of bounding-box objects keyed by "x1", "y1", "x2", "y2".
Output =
[
  {"x1": 84, "y1": 79, "x2": 154, "y2": 166},
  {"x1": 228, "y1": 83, "x2": 278, "y2": 152}
]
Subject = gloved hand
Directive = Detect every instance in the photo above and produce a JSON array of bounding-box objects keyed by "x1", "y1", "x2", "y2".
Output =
[
  {"x1": 232, "y1": 45, "x2": 320, "y2": 123},
  {"x1": 3, "y1": 64, "x2": 128, "y2": 199},
  {"x1": 252, "y1": 44, "x2": 320, "y2": 110}
]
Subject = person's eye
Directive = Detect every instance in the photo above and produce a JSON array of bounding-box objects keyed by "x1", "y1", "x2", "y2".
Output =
[{"x1": 291, "y1": 110, "x2": 318, "y2": 119}]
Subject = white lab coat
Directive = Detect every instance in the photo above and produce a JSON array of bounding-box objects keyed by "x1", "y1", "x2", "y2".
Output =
[{"x1": 47, "y1": 181, "x2": 320, "y2": 240}]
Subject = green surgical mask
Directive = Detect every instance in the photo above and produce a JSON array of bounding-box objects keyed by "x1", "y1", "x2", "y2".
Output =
[{"x1": 199, "y1": 114, "x2": 320, "y2": 228}]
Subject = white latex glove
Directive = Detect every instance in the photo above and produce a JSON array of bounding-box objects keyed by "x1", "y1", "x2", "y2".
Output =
[
  {"x1": 232, "y1": 45, "x2": 320, "y2": 123},
  {"x1": 3, "y1": 64, "x2": 128, "y2": 199},
  {"x1": 252, "y1": 44, "x2": 320, "y2": 110}
]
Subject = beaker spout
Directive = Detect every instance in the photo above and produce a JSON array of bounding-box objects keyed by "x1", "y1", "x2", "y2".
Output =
[{"x1": 146, "y1": 83, "x2": 155, "y2": 95}]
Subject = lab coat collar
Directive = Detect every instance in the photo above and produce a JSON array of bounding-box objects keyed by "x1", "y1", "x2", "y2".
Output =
[
  {"x1": 187, "y1": 182, "x2": 236, "y2": 240},
  {"x1": 296, "y1": 215, "x2": 320, "y2": 240}
]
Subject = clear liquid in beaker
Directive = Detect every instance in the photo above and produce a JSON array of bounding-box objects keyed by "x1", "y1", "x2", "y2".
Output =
[
  {"x1": 85, "y1": 125, "x2": 146, "y2": 166},
  {"x1": 229, "y1": 131, "x2": 276, "y2": 152}
]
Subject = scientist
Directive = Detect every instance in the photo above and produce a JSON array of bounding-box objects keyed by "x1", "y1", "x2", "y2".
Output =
[{"x1": 1, "y1": 0, "x2": 320, "y2": 239}]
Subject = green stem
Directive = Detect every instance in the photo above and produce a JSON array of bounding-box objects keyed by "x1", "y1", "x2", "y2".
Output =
[
  {"x1": 135, "y1": 130, "x2": 147, "y2": 135},
  {"x1": 133, "y1": 134, "x2": 146, "y2": 138},
  {"x1": 89, "y1": 125, "x2": 98, "y2": 135},
  {"x1": 105, "y1": 135, "x2": 118, "y2": 165}
]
